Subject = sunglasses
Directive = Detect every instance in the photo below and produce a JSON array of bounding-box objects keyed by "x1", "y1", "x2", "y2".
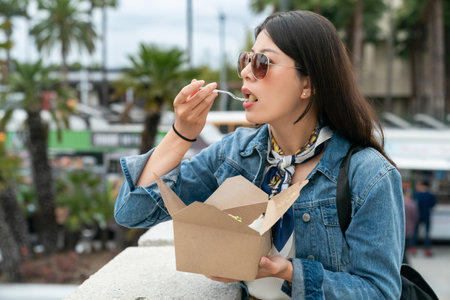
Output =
[{"x1": 237, "y1": 52, "x2": 306, "y2": 80}]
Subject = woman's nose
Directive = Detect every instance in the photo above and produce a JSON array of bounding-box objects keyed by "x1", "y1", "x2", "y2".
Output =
[{"x1": 240, "y1": 62, "x2": 255, "y2": 81}]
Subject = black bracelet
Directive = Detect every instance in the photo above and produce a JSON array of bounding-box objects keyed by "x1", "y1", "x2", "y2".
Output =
[{"x1": 172, "y1": 123, "x2": 197, "y2": 142}]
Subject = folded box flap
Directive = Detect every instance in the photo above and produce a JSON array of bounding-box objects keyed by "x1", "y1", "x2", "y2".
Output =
[
  {"x1": 259, "y1": 180, "x2": 308, "y2": 235},
  {"x1": 173, "y1": 201, "x2": 259, "y2": 235},
  {"x1": 205, "y1": 175, "x2": 268, "y2": 210},
  {"x1": 155, "y1": 175, "x2": 186, "y2": 216},
  {"x1": 223, "y1": 202, "x2": 267, "y2": 226}
]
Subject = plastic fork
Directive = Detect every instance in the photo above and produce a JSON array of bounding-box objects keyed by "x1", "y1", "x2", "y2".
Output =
[{"x1": 199, "y1": 87, "x2": 245, "y2": 102}]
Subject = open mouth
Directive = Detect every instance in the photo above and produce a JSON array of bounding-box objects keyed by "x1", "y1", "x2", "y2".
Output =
[{"x1": 244, "y1": 93, "x2": 258, "y2": 103}]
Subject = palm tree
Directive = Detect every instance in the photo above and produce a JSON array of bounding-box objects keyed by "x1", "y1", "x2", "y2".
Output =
[
  {"x1": 114, "y1": 44, "x2": 186, "y2": 153},
  {"x1": 30, "y1": 0, "x2": 97, "y2": 85},
  {"x1": 1, "y1": 59, "x2": 75, "y2": 253},
  {"x1": 0, "y1": 140, "x2": 26, "y2": 281},
  {"x1": 0, "y1": 0, "x2": 29, "y2": 82},
  {"x1": 84, "y1": 0, "x2": 119, "y2": 106},
  {"x1": 55, "y1": 169, "x2": 103, "y2": 249}
]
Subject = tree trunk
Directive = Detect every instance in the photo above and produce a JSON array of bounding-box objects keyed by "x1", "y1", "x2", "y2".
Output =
[
  {"x1": 0, "y1": 203, "x2": 22, "y2": 282},
  {"x1": 63, "y1": 230, "x2": 81, "y2": 250},
  {"x1": 140, "y1": 97, "x2": 163, "y2": 154},
  {"x1": 26, "y1": 111, "x2": 57, "y2": 254},
  {"x1": 430, "y1": 0, "x2": 445, "y2": 120},
  {"x1": 446, "y1": 5, "x2": 450, "y2": 116},
  {"x1": 410, "y1": 30, "x2": 426, "y2": 116},
  {"x1": 385, "y1": 0, "x2": 394, "y2": 113},
  {"x1": 347, "y1": 0, "x2": 364, "y2": 77},
  {"x1": 424, "y1": 3, "x2": 434, "y2": 116},
  {"x1": 446, "y1": 63, "x2": 450, "y2": 116},
  {"x1": 100, "y1": 226, "x2": 109, "y2": 250},
  {"x1": 62, "y1": 45, "x2": 68, "y2": 86},
  {"x1": 140, "y1": 112, "x2": 161, "y2": 154},
  {"x1": 112, "y1": 223, "x2": 128, "y2": 250},
  {"x1": 0, "y1": 186, "x2": 31, "y2": 254}
]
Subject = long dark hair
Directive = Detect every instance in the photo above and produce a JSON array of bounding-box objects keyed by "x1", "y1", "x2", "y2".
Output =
[{"x1": 255, "y1": 10, "x2": 394, "y2": 165}]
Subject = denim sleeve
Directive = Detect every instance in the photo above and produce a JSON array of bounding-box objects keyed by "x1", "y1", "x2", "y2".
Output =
[
  {"x1": 114, "y1": 140, "x2": 224, "y2": 228},
  {"x1": 288, "y1": 168, "x2": 404, "y2": 300}
]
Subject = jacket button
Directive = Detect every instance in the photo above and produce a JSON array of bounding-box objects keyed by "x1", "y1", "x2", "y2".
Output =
[
  {"x1": 302, "y1": 213, "x2": 311, "y2": 222},
  {"x1": 307, "y1": 255, "x2": 315, "y2": 260}
]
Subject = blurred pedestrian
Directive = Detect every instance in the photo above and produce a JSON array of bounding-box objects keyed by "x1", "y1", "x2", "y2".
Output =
[
  {"x1": 403, "y1": 189, "x2": 418, "y2": 263},
  {"x1": 410, "y1": 180, "x2": 436, "y2": 257}
]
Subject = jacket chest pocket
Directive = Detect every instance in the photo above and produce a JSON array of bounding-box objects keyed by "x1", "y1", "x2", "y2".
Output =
[
  {"x1": 214, "y1": 158, "x2": 259, "y2": 185},
  {"x1": 294, "y1": 200, "x2": 350, "y2": 271}
]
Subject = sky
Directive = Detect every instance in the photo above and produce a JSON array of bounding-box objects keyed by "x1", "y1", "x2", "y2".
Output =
[{"x1": 10, "y1": 0, "x2": 271, "y2": 70}]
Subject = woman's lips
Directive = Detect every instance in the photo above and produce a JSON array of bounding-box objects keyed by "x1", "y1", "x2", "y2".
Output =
[
  {"x1": 241, "y1": 87, "x2": 252, "y2": 96},
  {"x1": 243, "y1": 101, "x2": 256, "y2": 109},
  {"x1": 241, "y1": 87, "x2": 258, "y2": 103}
]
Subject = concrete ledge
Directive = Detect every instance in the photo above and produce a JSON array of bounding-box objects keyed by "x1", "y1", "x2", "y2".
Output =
[
  {"x1": 138, "y1": 221, "x2": 174, "y2": 246},
  {"x1": 64, "y1": 246, "x2": 241, "y2": 300}
]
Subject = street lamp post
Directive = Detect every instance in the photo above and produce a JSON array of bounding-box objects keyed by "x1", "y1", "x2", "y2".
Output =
[
  {"x1": 186, "y1": 0, "x2": 193, "y2": 68},
  {"x1": 219, "y1": 12, "x2": 228, "y2": 111}
]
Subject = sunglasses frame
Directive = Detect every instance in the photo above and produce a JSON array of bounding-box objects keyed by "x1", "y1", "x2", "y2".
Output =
[{"x1": 237, "y1": 51, "x2": 306, "y2": 80}]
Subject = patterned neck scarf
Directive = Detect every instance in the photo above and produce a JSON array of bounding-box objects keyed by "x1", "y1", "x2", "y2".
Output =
[{"x1": 261, "y1": 125, "x2": 333, "y2": 252}]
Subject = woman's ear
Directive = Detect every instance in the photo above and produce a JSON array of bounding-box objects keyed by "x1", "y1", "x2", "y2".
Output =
[{"x1": 300, "y1": 77, "x2": 311, "y2": 99}]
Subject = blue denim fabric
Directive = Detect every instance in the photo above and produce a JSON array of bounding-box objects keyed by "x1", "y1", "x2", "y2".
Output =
[{"x1": 115, "y1": 124, "x2": 404, "y2": 300}]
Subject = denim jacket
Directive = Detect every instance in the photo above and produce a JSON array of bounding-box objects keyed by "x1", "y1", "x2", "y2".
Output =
[{"x1": 115, "y1": 124, "x2": 405, "y2": 300}]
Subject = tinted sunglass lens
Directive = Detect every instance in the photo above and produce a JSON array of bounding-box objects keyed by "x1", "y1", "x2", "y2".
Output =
[
  {"x1": 238, "y1": 52, "x2": 248, "y2": 78},
  {"x1": 252, "y1": 53, "x2": 269, "y2": 79}
]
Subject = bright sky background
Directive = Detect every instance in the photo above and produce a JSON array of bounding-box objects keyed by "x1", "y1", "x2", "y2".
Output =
[{"x1": 10, "y1": 0, "x2": 270, "y2": 70}]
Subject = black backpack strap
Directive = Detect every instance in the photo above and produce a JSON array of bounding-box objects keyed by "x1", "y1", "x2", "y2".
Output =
[
  {"x1": 400, "y1": 264, "x2": 439, "y2": 300},
  {"x1": 337, "y1": 145, "x2": 364, "y2": 237},
  {"x1": 337, "y1": 147, "x2": 440, "y2": 300}
]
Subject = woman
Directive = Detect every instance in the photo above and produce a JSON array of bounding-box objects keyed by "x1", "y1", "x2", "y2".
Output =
[{"x1": 115, "y1": 10, "x2": 404, "y2": 299}]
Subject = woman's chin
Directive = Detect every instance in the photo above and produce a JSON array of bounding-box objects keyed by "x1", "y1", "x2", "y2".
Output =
[{"x1": 244, "y1": 112, "x2": 262, "y2": 125}]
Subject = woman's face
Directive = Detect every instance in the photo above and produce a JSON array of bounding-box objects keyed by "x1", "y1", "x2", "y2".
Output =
[{"x1": 241, "y1": 30, "x2": 310, "y2": 127}]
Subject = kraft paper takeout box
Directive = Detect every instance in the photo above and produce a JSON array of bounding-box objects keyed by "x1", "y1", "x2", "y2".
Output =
[{"x1": 156, "y1": 175, "x2": 307, "y2": 281}]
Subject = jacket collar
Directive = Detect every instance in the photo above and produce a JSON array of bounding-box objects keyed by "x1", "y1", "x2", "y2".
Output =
[
  {"x1": 237, "y1": 125, "x2": 353, "y2": 184},
  {"x1": 311, "y1": 131, "x2": 352, "y2": 183},
  {"x1": 239, "y1": 124, "x2": 270, "y2": 158}
]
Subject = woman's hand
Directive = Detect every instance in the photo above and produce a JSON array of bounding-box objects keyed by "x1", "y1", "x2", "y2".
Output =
[
  {"x1": 256, "y1": 255, "x2": 293, "y2": 282},
  {"x1": 135, "y1": 79, "x2": 217, "y2": 186},
  {"x1": 205, "y1": 255, "x2": 293, "y2": 283},
  {"x1": 173, "y1": 79, "x2": 218, "y2": 141}
]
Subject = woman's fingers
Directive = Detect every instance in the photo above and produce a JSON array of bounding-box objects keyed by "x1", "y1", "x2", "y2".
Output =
[
  {"x1": 193, "y1": 89, "x2": 218, "y2": 117},
  {"x1": 186, "y1": 82, "x2": 217, "y2": 106},
  {"x1": 172, "y1": 80, "x2": 218, "y2": 139},
  {"x1": 175, "y1": 82, "x2": 217, "y2": 117},
  {"x1": 174, "y1": 80, "x2": 205, "y2": 105},
  {"x1": 174, "y1": 80, "x2": 216, "y2": 105}
]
